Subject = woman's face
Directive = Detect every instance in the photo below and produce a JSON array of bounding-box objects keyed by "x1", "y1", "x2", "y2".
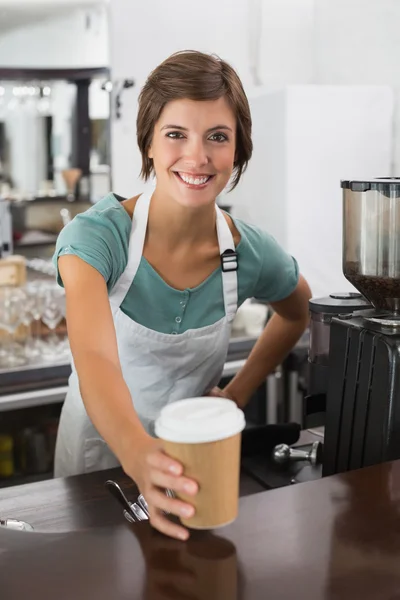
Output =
[{"x1": 149, "y1": 97, "x2": 236, "y2": 208}]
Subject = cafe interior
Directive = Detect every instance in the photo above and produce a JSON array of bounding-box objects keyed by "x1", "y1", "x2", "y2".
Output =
[{"x1": 1, "y1": 1, "x2": 400, "y2": 598}]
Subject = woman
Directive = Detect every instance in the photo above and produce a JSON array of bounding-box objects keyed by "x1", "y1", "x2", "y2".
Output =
[{"x1": 54, "y1": 50, "x2": 311, "y2": 540}]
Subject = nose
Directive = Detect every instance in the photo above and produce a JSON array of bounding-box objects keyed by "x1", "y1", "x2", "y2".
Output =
[{"x1": 183, "y1": 138, "x2": 209, "y2": 168}]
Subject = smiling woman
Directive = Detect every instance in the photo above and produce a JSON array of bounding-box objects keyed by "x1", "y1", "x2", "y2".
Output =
[
  {"x1": 137, "y1": 50, "x2": 252, "y2": 192},
  {"x1": 52, "y1": 50, "x2": 312, "y2": 542},
  {"x1": 148, "y1": 97, "x2": 236, "y2": 207}
]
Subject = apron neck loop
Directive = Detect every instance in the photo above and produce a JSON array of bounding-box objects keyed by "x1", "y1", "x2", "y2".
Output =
[{"x1": 110, "y1": 192, "x2": 238, "y2": 321}]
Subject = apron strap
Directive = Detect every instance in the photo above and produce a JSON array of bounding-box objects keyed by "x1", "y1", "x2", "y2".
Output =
[
  {"x1": 215, "y1": 206, "x2": 238, "y2": 321},
  {"x1": 109, "y1": 189, "x2": 151, "y2": 311}
]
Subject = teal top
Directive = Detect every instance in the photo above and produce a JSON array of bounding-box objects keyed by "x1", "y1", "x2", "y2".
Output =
[{"x1": 53, "y1": 193, "x2": 299, "y2": 335}]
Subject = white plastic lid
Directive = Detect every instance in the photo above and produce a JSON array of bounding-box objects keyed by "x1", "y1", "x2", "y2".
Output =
[{"x1": 155, "y1": 397, "x2": 246, "y2": 444}]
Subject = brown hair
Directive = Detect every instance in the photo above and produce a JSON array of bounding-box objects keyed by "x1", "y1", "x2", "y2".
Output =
[{"x1": 137, "y1": 50, "x2": 252, "y2": 190}]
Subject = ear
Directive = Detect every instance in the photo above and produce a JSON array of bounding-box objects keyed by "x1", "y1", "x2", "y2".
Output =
[{"x1": 148, "y1": 145, "x2": 153, "y2": 159}]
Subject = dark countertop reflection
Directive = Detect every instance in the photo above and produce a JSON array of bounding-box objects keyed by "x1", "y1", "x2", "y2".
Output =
[
  {"x1": 2, "y1": 461, "x2": 400, "y2": 599},
  {"x1": 1, "y1": 524, "x2": 239, "y2": 600}
]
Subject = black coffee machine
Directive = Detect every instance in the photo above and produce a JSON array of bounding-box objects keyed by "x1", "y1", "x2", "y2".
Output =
[{"x1": 308, "y1": 178, "x2": 400, "y2": 477}]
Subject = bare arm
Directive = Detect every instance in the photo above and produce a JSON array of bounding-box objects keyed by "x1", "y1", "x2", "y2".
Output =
[
  {"x1": 59, "y1": 255, "x2": 149, "y2": 461},
  {"x1": 222, "y1": 275, "x2": 312, "y2": 408},
  {"x1": 59, "y1": 255, "x2": 197, "y2": 540}
]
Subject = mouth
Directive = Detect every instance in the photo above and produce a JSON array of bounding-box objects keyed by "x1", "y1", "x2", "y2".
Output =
[{"x1": 173, "y1": 171, "x2": 215, "y2": 189}]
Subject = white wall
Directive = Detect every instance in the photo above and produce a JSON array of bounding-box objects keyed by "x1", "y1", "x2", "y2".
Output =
[
  {"x1": 0, "y1": 5, "x2": 109, "y2": 68},
  {"x1": 314, "y1": 0, "x2": 400, "y2": 174},
  {"x1": 110, "y1": 0, "x2": 400, "y2": 194},
  {"x1": 232, "y1": 86, "x2": 393, "y2": 298},
  {"x1": 109, "y1": 0, "x2": 317, "y2": 196},
  {"x1": 258, "y1": 0, "x2": 315, "y2": 88}
]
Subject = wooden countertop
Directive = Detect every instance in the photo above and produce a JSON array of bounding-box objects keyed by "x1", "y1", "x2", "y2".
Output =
[{"x1": 1, "y1": 459, "x2": 400, "y2": 599}]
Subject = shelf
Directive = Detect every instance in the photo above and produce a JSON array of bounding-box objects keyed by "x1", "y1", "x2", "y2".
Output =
[
  {"x1": 0, "y1": 335, "x2": 258, "y2": 393},
  {"x1": 0, "y1": 385, "x2": 68, "y2": 412}
]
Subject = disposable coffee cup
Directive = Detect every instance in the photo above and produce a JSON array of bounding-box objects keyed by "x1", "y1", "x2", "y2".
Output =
[{"x1": 155, "y1": 397, "x2": 245, "y2": 529}]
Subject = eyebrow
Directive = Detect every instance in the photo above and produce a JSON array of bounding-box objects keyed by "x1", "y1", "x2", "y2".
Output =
[{"x1": 160, "y1": 124, "x2": 233, "y2": 133}]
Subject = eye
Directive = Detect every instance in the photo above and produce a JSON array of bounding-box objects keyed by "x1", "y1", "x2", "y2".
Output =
[
  {"x1": 209, "y1": 132, "x2": 228, "y2": 143},
  {"x1": 166, "y1": 131, "x2": 185, "y2": 139}
]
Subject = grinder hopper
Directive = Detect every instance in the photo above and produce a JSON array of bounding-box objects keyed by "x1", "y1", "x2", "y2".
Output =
[{"x1": 342, "y1": 178, "x2": 400, "y2": 314}]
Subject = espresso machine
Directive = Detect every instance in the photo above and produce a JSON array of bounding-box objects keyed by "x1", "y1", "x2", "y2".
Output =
[{"x1": 309, "y1": 178, "x2": 400, "y2": 477}]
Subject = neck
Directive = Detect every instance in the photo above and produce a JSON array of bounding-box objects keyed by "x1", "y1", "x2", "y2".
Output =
[{"x1": 147, "y1": 186, "x2": 217, "y2": 248}]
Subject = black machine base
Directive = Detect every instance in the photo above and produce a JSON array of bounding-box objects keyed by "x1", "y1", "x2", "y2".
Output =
[{"x1": 323, "y1": 310, "x2": 400, "y2": 476}]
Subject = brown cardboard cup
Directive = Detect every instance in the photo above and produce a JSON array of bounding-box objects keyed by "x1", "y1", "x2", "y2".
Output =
[{"x1": 155, "y1": 397, "x2": 245, "y2": 529}]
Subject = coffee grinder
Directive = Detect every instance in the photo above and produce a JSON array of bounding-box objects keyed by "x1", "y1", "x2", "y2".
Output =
[{"x1": 315, "y1": 178, "x2": 400, "y2": 476}]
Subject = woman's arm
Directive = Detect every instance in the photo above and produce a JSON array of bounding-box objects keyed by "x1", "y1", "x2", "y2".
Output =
[
  {"x1": 58, "y1": 255, "x2": 197, "y2": 540},
  {"x1": 219, "y1": 275, "x2": 311, "y2": 408},
  {"x1": 59, "y1": 255, "x2": 148, "y2": 459}
]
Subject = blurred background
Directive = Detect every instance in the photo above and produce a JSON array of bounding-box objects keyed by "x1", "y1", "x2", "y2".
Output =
[{"x1": 0, "y1": 0, "x2": 397, "y2": 485}]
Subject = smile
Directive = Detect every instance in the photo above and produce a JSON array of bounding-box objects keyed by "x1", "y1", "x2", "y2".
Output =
[{"x1": 174, "y1": 172, "x2": 215, "y2": 188}]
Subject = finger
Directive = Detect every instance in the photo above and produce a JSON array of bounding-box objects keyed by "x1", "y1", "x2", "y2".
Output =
[
  {"x1": 147, "y1": 487, "x2": 195, "y2": 520},
  {"x1": 150, "y1": 469, "x2": 198, "y2": 496},
  {"x1": 209, "y1": 387, "x2": 223, "y2": 397},
  {"x1": 147, "y1": 449, "x2": 183, "y2": 476},
  {"x1": 150, "y1": 507, "x2": 190, "y2": 541}
]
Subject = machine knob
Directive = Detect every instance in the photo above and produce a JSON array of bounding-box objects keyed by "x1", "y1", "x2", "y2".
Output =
[{"x1": 272, "y1": 441, "x2": 323, "y2": 467}]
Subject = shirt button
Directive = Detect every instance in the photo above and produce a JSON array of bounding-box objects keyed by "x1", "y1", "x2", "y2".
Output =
[
  {"x1": 175, "y1": 316, "x2": 182, "y2": 323},
  {"x1": 180, "y1": 302, "x2": 186, "y2": 308}
]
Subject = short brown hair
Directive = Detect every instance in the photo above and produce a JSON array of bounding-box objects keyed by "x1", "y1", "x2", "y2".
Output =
[{"x1": 137, "y1": 50, "x2": 252, "y2": 190}]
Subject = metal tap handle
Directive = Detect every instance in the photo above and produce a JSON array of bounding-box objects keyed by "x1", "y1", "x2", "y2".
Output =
[
  {"x1": 272, "y1": 441, "x2": 323, "y2": 467},
  {"x1": 288, "y1": 447, "x2": 310, "y2": 462},
  {"x1": 105, "y1": 480, "x2": 140, "y2": 522}
]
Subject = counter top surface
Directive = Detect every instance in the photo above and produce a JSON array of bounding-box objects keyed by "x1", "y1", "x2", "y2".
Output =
[{"x1": 1, "y1": 459, "x2": 400, "y2": 599}]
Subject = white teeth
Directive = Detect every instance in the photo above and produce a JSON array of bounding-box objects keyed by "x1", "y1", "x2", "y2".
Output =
[{"x1": 178, "y1": 173, "x2": 210, "y2": 185}]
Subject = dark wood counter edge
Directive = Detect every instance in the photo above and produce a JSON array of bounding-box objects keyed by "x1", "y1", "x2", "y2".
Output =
[{"x1": 0, "y1": 468, "x2": 268, "y2": 532}]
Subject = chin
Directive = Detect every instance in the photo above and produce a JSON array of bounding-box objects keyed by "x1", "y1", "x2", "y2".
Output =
[{"x1": 175, "y1": 191, "x2": 216, "y2": 209}]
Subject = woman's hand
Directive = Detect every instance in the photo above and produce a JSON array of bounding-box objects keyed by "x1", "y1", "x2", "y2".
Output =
[
  {"x1": 207, "y1": 386, "x2": 243, "y2": 406},
  {"x1": 124, "y1": 435, "x2": 198, "y2": 541},
  {"x1": 208, "y1": 386, "x2": 233, "y2": 399}
]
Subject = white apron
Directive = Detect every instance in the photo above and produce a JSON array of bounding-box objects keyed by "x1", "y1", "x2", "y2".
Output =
[{"x1": 54, "y1": 189, "x2": 238, "y2": 477}]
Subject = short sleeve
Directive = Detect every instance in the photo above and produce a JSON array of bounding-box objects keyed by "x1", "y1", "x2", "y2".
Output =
[
  {"x1": 253, "y1": 234, "x2": 299, "y2": 303},
  {"x1": 52, "y1": 195, "x2": 130, "y2": 291}
]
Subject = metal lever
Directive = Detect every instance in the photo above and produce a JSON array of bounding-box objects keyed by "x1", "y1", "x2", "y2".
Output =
[
  {"x1": 272, "y1": 441, "x2": 323, "y2": 467},
  {"x1": 0, "y1": 518, "x2": 34, "y2": 531},
  {"x1": 105, "y1": 480, "x2": 144, "y2": 522},
  {"x1": 105, "y1": 480, "x2": 174, "y2": 524}
]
